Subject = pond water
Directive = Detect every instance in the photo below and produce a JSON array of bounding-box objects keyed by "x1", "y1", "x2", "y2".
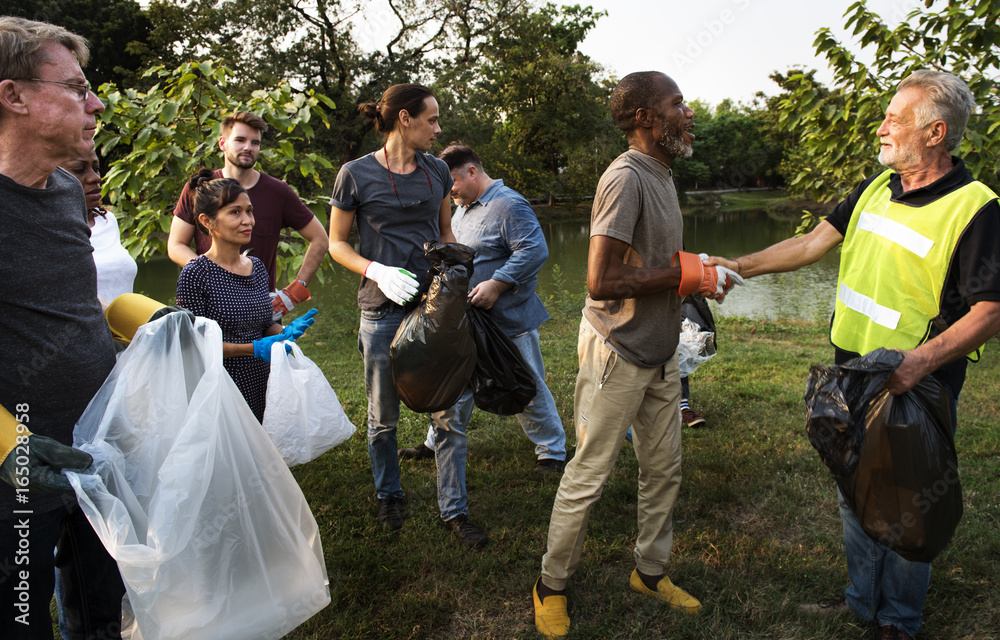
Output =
[{"x1": 134, "y1": 207, "x2": 841, "y2": 322}]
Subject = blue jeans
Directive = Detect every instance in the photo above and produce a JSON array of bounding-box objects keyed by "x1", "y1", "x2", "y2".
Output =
[
  {"x1": 0, "y1": 503, "x2": 124, "y2": 640},
  {"x1": 838, "y1": 386, "x2": 960, "y2": 637},
  {"x1": 423, "y1": 328, "x2": 566, "y2": 461},
  {"x1": 359, "y1": 307, "x2": 469, "y2": 519},
  {"x1": 839, "y1": 490, "x2": 930, "y2": 636}
]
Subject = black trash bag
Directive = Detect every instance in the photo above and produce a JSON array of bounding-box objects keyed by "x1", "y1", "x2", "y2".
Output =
[
  {"x1": 467, "y1": 306, "x2": 536, "y2": 415},
  {"x1": 804, "y1": 348, "x2": 904, "y2": 478},
  {"x1": 681, "y1": 293, "x2": 717, "y2": 350},
  {"x1": 390, "y1": 242, "x2": 477, "y2": 413},
  {"x1": 804, "y1": 348, "x2": 962, "y2": 563},
  {"x1": 848, "y1": 374, "x2": 961, "y2": 563}
]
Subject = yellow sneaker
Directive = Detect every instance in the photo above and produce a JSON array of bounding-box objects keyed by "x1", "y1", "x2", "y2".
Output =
[
  {"x1": 533, "y1": 577, "x2": 569, "y2": 638},
  {"x1": 629, "y1": 569, "x2": 702, "y2": 614}
]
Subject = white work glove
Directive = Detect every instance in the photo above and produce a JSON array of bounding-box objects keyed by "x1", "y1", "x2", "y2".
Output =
[
  {"x1": 699, "y1": 253, "x2": 744, "y2": 299},
  {"x1": 365, "y1": 261, "x2": 420, "y2": 306}
]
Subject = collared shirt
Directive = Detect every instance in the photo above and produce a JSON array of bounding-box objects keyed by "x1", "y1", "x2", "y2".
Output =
[{"x1": 452, "y1": 179, "x2": 550, "y2": 336}]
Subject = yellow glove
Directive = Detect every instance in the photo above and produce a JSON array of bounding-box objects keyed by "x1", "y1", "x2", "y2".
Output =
[{"x1": 1, "y1": 404, "x2": 31, "y2": 466}]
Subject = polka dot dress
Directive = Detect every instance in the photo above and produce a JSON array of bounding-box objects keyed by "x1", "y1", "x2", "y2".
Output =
[{"x1": 176, "y1": 255, "x2": 274, "y2": 422}]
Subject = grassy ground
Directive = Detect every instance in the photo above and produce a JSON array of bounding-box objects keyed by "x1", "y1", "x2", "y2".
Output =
[{"x1": 279, "y1": 299, "x2": 1000, "y2": 640}]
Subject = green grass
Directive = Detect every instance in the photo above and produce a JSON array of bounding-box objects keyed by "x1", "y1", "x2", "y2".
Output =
[{"x1": 283, "y1": 308, "x2": 1000, "y2": 640}]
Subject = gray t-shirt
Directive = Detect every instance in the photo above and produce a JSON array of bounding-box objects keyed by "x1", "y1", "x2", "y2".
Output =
[
  {"x1": 583, "y1": 149, "x2": 684, "y2": 368},
  {"x1": 330, "y1": 151, "x2": 453, "y2": 311},
  {"x1": 0, "y1": 168, "x2": 117, "y2": 515}
]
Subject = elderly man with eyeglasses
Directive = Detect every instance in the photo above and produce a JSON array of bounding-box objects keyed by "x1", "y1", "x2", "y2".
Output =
[{"x1": 0, "y1": 16, "x2": 127, "y2": 640}]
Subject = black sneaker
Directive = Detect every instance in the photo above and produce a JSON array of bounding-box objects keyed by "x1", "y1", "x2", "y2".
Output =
[
  {"x1": 534, "y1": 458, "x2": 565, "y2": 473},
  {"x1": 377, "y1": 496, "x2": 408, "y2": 530},
  {"x1": 444, "y1": 514, "x2": 489, "y2": 549},
  {"x1": 398, "y1": 443, "x2": 435, "y2": 460}
]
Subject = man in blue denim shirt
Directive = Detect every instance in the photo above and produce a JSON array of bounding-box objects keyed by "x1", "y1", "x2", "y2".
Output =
[{"x1": 399, "y1": 143, "x2": 567, "y2": 474}]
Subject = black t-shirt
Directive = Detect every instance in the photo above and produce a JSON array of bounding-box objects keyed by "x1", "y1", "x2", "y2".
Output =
[
  {"x1": 0, "y1": 168, "x2": 117, "y2": 514},
  {"x1": 824, "y1": 157, "x2": 1000, "y2": 395}
]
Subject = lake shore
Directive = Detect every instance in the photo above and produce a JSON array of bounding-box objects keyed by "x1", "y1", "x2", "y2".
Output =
[{"x1": 533, "y1": 189, "x2": 833, "y2": 223}]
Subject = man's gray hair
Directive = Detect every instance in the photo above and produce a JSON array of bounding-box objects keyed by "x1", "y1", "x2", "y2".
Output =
[
  {"x1": 897, "y1": 70, "x2": 975, "y2": 152},
  {"x1": 0, "y1": 17, "x2": 90, "y2": 83}
]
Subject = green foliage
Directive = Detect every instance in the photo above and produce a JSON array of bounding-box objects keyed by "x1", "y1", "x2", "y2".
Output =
[
  {"x1": 7, "y1": 0, "x2": 156, "y2": 88},
  {"x1": 96, "y1": 59, "x2": 334, "y2": 259},
  {"x1": 777, "y1": 0, "x2": 1000, "y2": 231},
  {"x1": 673, "y1": 99, "x2": 785, "y2": 193},
  {"x1": 433, "y1": 3, "x2": 615, "y2": 203}
]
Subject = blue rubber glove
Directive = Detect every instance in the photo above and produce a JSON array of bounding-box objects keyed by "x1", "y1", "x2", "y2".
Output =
[
  {"x1": 281, "y1": 308, "x2": 318, "y2": 341},
  {"x1": 252, "y1": 334, "x2": 291, "y2": 362}
]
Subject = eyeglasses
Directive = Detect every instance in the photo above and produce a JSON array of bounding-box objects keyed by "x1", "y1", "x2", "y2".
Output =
[{"x1": 16, "y1": 78, "x2": 91, "y2": 102}]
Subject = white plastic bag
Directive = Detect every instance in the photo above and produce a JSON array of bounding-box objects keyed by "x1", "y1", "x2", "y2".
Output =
[
  {"x1": 262, "y1": 341, "x2": 356, "y2": 466},
  {"x1": 677, "y1": 317, "x2": 717, "y2": 377},
  {"x1": 66, "y1": 313, "x2": 330, "y2": 640}
]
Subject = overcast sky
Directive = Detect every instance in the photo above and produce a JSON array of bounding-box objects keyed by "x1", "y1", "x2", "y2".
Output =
[{"x1": 564, "y1": 0, "x2": 927, "y2": 106}]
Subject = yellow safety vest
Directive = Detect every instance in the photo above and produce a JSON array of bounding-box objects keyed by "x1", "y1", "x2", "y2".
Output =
[{"x1": 831, "y1": 170, "x2": 997, "y2": 357}]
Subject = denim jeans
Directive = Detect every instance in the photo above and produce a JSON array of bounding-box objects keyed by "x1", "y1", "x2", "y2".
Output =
[
  {"x1": 838, "y1": 386, "x2": 960, "y2": 637},
  {"x1": 0, "y1": 503, "x2": 124, "y2": 640},
  {"x1": 422, "y1": 328, "x2": 566, "y2": 462},
  {"x1": 839, "y1": 490, "x2": 930, "y2": 636},
  {"x1": 359, "y1": 307, "x2": 469, "y2": 519}
]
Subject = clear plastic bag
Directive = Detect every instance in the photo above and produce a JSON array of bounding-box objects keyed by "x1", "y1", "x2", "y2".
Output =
[
  {"x1": 677, "y1": 317, "x2": 716, "y2": 377},
  {"x1": 66, "y1": 313, "x2": 330, "y2": 640},
  {"x1": 263, "y1": 341, "x2": 356, "y2": 466}
]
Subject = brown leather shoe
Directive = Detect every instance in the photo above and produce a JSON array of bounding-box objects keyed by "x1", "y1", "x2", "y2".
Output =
[
  {"x1": 878, "y1": 625, "x2": 898, "y2": 640},
  {"x1": 681, "y1": 407, "x2": 707, "y2": 428}
]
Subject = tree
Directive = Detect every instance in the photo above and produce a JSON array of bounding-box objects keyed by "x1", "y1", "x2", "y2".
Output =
[
  {"x1": 777, "y1": 0, "x2": 1000, "y2": 220},
  {"x1": 7, "y1": 0, "x2": 157, "y2": 88},
  {"x1": 96, "y1": 60, "x2": 335, "y2": 271},
  {"x1": 475, "y1": 3, "x2": 612, "y2": 204},
  {"x1": 143, "y1": 0, "x2": 532, "y2": 166},
  {"x1": 673, "y1": 99, "x2": 785, "y2": 194}
]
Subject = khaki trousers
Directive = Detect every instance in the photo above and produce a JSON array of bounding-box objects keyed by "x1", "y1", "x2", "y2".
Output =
[{"x1": 541, "y1": 319, "x2": 683, "y2": 590}]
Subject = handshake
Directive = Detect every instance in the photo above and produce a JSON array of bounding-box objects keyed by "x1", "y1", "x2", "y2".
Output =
[{"x1": 673, "y1": 251, "x2": 745, "y2": 302}]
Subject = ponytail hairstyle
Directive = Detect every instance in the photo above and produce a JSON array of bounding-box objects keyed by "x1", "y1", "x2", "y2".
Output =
[
  {"x1": 358, "y1": 83, "x2": 435, "y2": 137},
  {"x1": 188, "y1": 168, "x2": 247, "y2": 235}
]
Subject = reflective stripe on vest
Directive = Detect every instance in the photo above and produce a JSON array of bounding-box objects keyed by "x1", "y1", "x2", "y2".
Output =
[{"x1": 831, "y1": 170, "x2": 997, "y2": 355}]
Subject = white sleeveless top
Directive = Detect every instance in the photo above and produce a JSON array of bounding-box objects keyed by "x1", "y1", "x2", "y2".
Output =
[{"x1": 90, "y1": 210, "x2": 138, "y2": 306}]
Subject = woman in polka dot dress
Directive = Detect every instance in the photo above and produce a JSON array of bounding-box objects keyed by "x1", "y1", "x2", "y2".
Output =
[{"x1": 176, "y1": 169, "x2": 297, "y2": 423}]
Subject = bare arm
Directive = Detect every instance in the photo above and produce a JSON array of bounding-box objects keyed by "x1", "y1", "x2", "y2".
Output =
[
  {"x1": 327, "y1": 206, "x2": 370, "y2": 276},
  {"x1": 438, "y1": 196, "x2": 456, "y2": 244},
  {"x1": 705, "y1": 220, "x2": 844, "y2": 278},
  {"x1": 887, "y1": 300, "x2": 1000, "y2": 394},
  {"x1": 291, "y1": 216, "x2": 329, "y2": 286},
  {"x1": 167, "y1": 217, "x2": 198, "y2": 267},
  {"x1": 587, "y1": 235, "x2": 682, "y2": 301}
]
